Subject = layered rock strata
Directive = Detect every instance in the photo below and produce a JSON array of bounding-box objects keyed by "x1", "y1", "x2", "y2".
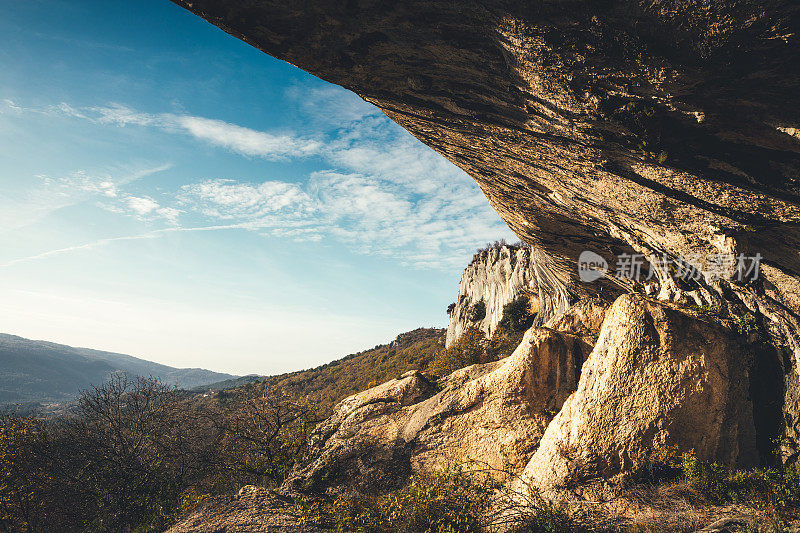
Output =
[{"x1": 446, "y1": 244, "x2": 570, "y2": 347}]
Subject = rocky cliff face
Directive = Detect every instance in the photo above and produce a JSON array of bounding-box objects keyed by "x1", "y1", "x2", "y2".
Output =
[
  {"x1": 279, "y1": 295, "x2": 779, "y2": 496},
  {"x1": 154, "y1": 5, "x2": 800, "y2": 506},
  {"x1": 445, "y1": 244, "x2": 570, "y2": 347},
  {"x1": 283, "y1": 298, "x2": 608, "y2": 495},
  {"x1": 171, "y1": 0, "x2": 800, "y2": 453},
  {"x1": 519, "y1": 294, "x2": 773, "y2": 493}
]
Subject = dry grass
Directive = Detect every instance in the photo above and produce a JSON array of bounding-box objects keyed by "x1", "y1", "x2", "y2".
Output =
[{"x1": 292, "y1": 456, "x2": 798, "y2": 533}]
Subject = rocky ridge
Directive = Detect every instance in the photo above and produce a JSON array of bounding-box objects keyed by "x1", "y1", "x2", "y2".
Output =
[{"x1": 282, "y1": 294, "x2": 779, "y2": 496}]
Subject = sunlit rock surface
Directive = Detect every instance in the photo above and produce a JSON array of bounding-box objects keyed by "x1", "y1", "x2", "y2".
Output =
[
  {"x1": 518, "y1": 294, "x2": 778, "y2": 493},
  {"x1": 283, "y1": 299, "x2": 607, "y2": 493},
  {"x1": 445, "y1": 244, "x2": 570, "y2": 347}
]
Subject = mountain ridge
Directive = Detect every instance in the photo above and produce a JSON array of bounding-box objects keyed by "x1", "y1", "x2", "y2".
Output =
[{"x1": 0, "y1": 332, "x2": 237, "y2": 405}]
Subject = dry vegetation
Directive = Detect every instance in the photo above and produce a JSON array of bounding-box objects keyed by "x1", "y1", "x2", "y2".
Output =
[
  {"x1": 3, "y1": 309, "x2": 798, "y2": 532},
  {"x1": 0, "y1": 376, "x2": 317, "y2": 532},
  {"x1": 292, "y1": 455, "x2": 800, "y2": 533}
]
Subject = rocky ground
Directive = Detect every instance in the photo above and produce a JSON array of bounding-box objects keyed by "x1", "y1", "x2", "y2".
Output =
[
  {"x1": 168, "y1": 294, "x2": 795, "y2": 532},
  {"x1": 167, "y1": 483, "x2": 800, "y2": 532}
]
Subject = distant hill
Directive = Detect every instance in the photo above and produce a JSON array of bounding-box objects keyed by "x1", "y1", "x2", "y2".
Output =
[
  {"x1": 0, "y1": 333, "x2": 237, "y2": 405},
  {"x1": 192, "y1": 327, "x2": 446, "y2": 416}
]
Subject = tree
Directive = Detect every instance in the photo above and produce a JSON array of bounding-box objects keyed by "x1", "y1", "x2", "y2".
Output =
[
  {"x1": 467, "y1": 300, "x2": 486, "y2": 322},
  {"x1": 0, "y1": 415, "x2": 50, "y2": 533},
  {"x1": 53, "y1": 375, "x2": 208, "y2": 532},
  {"x1": 205, "y1": 386, "x2": 318, "y2": 487},
  {"x1": 498, "y1": 296, "x2": 535, "y2": 332},
  {"x1": 429, "y1": 327, "x2": 488, "y2": 377}
]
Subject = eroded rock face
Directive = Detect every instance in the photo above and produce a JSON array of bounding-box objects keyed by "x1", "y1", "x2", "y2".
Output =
[
  {"x1": 284, "y1": 300, "x2": 606, "y2": 493},
  {"x1": 519, "y1": 294, "x2": 767, "y2": 492},
  {"x1": 446, "y1": 244, "x2": 570, "y2": 347},
  {"x1": 170, "y1": 0, "x2": 800, "y2": 450}
]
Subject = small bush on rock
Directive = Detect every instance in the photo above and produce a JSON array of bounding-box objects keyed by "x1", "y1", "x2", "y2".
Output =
[
  {"x1": 429, "y1": 327, "x2": 488, "y2": 377},
  {"x1": 735, "y1": 314, "x2": 760, "y2": 336},
  {"x1": 499, "y1": 296, "x2": 535, "y2": 332},
  {"x1": 467, "y1": 300, "x2": 486, "y2": 322}
]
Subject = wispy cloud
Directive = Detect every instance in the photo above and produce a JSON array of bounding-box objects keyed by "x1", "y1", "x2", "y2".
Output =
[
  {"x1": 177, "y1": 169, "x2": 511, "y2": 268},
  {"x1": 89, "y1": 104, "x2": 323, "y2": 161},
  {"x1": 0, "y1": 164, "x2": 174, "y2": 233},
  {"x1": 4, "y1": 90, "x2": 515, "y2": 269},
  {"x1": 175, "y1": 115, "x2": 323, "y2": 159},
  {"x1": 285, "y1": 85, "x2": 382, "y2": 125},
  {"x1": 0, "y1": 223, "x2": 254, "y2": 268},
  {"x1": 0, "y1": 232, "x2": 161, "y2": 268}
]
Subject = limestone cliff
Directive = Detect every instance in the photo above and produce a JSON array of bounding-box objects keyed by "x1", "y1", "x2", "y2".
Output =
[
  {"x1": 283, "y1": 298, "x2": 608, "y2": 495},
  {"x1": 445, "y1": 244, "x2": 569, "y2": 347},
  {"x1": 280, "y1": 295, "x2": 777, "y2": 496},
  {"x1": 170, "y1": 0, "x2": 800, "y2": 452}
]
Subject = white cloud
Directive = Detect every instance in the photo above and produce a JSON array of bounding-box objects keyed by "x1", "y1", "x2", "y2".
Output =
[
  {"x1": 89, "y1": 105, "x2": 324, "y2": 160},
  {"x1": 156, "y1": 207, "x2": 181, "y2": 224},
  {"x1": 175, "y1": 115, "x2": 324, "y2": 159},
  {"x1": 286, "y1": 84, "x2": 382, "y2": 124},
  {"x1": 91, "y1": 103, "x2": 160, "y2": 127},
  {"x1": 180, "y1": 179, "x2": 314, "y2": 219},
  {"x1": 0, "y1": 165, "x2": 173, "y2": 233},
  {"x1": 178, "y1": 167, "x2": 514, "y2": 269},
  {"x1": 0, "y1": 232, "x2": 161, "y2": 267},
  {"x1": 5, "y1": 92, "x2": 515, "y2": 270},
  {"x1": 126, "y1": 196, "x2": 160, "y2": 215},
  {"x1": 1, "y1": 99, "x2": 22, "y2": 113}
]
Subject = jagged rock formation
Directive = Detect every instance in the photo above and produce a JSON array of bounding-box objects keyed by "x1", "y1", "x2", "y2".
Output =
[
  {"x1": 280, "y1": 294, "x2": 782, "y2": 496},
  {"x1": 446, "y1": 244, "x2": 571, "y2": 347},
  {"x1": 282, "y1": 299, "x2": 607, "y2": 493},
  {"x1": 171, "y1": 0, "x2": 800, "y2": 453}
]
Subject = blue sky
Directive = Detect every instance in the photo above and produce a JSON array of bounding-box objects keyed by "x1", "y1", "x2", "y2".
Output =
[{"x1": 0, "y1": 0, "x2": 515, "y2": 375}]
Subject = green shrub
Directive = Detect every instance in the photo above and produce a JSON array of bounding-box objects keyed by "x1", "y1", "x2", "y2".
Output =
[
  {"x1": 499, "y1": 296, "x2": 535, "y2": 332},
  {"x1": 467, "y1": 300, "x2": 486, "y2": 322},
  {"x1": 429, "y1": 327, "x2": 487, "y2": 377},
  {"x1": 513, "y1": 502, "x2": 576, "y2": 533},
  {"x1": 687, "y1": 304, "x2": 722, "y2": 316},
  {"x1": 298, "y1": 464, "x2": 626, "y2": 533},
  {"x1": 486, "y1": 323, "x2": 526, "y2": 361},
  {"x1": 735, "y1": 314, "x2": 759, "y2": 336}
]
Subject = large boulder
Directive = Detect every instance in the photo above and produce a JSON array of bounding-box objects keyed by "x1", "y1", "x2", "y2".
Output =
[
  {"x1": 518, "y1": 294, "x2": 777, "y2": 493},
  {"x1": 285, "y1": 299, "x2": 607, "y2": 493}
]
